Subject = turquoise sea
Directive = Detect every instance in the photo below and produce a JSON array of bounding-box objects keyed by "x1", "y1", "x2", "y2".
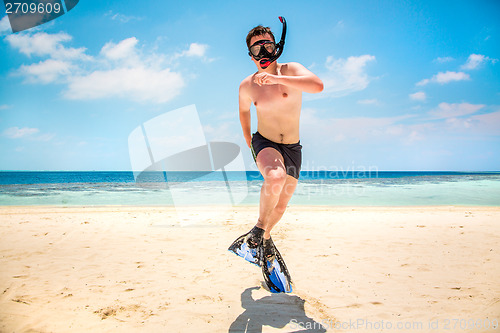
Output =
[{"x1": 0, "y1": 171, "x2": 499, "y2": 206}]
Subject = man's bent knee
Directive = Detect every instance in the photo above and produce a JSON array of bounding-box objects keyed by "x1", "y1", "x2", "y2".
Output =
[
  {"x1": 262, "y1": 170, "x2": 287, "y2": 197},
  {"x1": 264, "y1": 167, "x2": 287, "y2": 185}
]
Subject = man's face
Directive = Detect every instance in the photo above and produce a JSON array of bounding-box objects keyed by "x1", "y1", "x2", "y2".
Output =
[{"x1": 249, "y1": 33, "x2": 276, "y2": 68}]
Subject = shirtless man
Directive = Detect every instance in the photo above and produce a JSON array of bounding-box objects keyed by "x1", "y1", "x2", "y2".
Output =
[{"x1": 229, "y1": 21, "x2": 323, "y2": 292}]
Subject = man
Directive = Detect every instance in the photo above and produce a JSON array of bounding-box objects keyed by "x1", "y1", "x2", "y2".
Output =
[{"x1": 229, "y1": 19, "x2": 323, "y2": 293}]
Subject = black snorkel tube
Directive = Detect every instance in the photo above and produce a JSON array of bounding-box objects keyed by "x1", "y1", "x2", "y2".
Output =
[{"x1": 260, "y1": 16, "x2": 287, "y2": 69}]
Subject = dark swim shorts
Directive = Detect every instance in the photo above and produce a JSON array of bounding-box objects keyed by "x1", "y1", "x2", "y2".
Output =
[{"x1": 251, "y1": 131, "x2": 302, "y2": 179}]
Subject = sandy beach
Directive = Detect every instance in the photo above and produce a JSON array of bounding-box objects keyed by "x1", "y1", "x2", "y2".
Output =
[{"x1": 0, "y1": 205, "x2": 499, "y2": 332}]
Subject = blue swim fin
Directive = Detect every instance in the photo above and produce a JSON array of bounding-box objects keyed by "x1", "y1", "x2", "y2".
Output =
[
  {"x1": 261, "y1": 237, "x2": 292, "y2": 293},
  {"x1": 228, "y1": 226, "x2": 264, "y2": 267}
]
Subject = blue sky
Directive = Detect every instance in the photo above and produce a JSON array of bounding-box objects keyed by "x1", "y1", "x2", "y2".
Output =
[{"x1": 0, "y1": 0, "x2": 499, "y2": 171}]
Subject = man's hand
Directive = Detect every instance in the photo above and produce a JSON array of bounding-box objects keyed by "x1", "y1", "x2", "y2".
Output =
[{"x1": 253, "y1": 72, "x2": 278, "y2": 86}]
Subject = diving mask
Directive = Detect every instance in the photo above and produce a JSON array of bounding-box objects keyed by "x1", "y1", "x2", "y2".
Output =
[{"x1": 249, "y1": 40, "x2": 276, "y2": 61}]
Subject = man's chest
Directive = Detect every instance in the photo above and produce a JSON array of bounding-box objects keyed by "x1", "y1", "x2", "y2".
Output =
[{"x1": 250, "y1": 84, "x2": 298, "y2": 109}]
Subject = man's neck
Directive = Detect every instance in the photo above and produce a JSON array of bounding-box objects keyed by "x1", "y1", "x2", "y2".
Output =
[{"x1": 258, "y1": 62, "x2": 279, "y2": 74}]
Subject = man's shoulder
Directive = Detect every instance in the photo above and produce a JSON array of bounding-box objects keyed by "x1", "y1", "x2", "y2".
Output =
[
  {"x1": 279, "y1": 62, "x2": 306, "y2": 74},
  {"x1": 239, "y1": 73, "x2": 255, "y2": 90},
  {"x1": 280, "y1": 61, "x2": 303, "y2": 67}
]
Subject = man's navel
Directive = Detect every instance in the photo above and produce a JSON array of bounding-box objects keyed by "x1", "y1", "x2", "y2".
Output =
[{"x1": 282, "y1": 93, "x2": 288, "y2": 98}]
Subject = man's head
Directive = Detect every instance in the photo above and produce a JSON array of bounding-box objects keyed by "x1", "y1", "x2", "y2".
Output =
[
  {"x1": 246, "y1": 18, "x2": 287, "y2": 70},
  {"x1": 247, "y1": 26, "x2": 277, "y2": 70}
]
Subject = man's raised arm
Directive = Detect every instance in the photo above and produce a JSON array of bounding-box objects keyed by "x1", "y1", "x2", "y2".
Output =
[{"x1": 253, "y1": 62, "x2": 323, "y2": 93}]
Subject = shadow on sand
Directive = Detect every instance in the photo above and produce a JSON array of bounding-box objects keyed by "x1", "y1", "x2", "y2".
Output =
[{"x1": 228, "y1": 287, "x2": 327, "y2": 332}]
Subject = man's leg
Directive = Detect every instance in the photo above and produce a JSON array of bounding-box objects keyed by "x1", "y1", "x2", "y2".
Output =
[
  {"x1": 262, "y1": 175, "x2": 298, "y2": 239},
  {"x1": 255, "y1": 148, "x2": 298, "y2": 238},
  {"x1": 255, "y1": 147, "x2": 287, "y2": 231}
]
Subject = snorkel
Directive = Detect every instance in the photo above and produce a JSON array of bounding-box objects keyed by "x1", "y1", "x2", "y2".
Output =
[{"x1": 253, "y1": 16, "x2": 287, "y2": 69}]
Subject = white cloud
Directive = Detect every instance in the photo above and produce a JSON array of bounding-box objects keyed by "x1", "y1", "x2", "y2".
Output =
[
  {"x1": 203, "y1": 121, "x2": 240, "y2": 143},
  {"x1": 2, "y1": 126, "x2": 56, "y2": 141},
  {"x1": 468, "y1": 110, "x2": 500, "y2": 135},
  {"x1": 461, "y1": 54, "x2": 485, "y2": 70},
  {"x1": 5, "y1": 32, "x2": 90, "y2": 60},
  {"x1": 0, "y1": 15, "x2": 11, "y2": 34},
  {"x1": 429, "y1": 102, "x2": 485, "y2": 119},
  {"x1": 101, "y1": 37, "x2": 139, "y2": 61},
  {"x1": 409, "y1": 91, "x2": 426, "y2": 102},
  {"x1": 317, "y1": 55, "x2": 376, "y2": 98},
  {"x1": 0, "y1": 104, "x2": 10, "y2": 110},
  {"x1": 357, "y1": 99, "x2": 379, "y2": 105},
  {"x1": 18, "y1": 59, "x2": 73, "y2": 84},
  {"x1": 461, "y1": 54, "x2": 498, "y2": 70},
  {"x1": 301, "y1": 103, "x2": 500, "y2": 169},
  {"x1": 443, "y1": 110, "x2": 500, "y2": 136},
  {"x1": 65, "y1": 67, "x2": 184, "y2": 103},
  {"x1": 434, "y1": 57, "x2": 454, "y2": 63},
  {"x1": 70, "y1": 37, "x2": 185, "y2": 103},
  {"x1": 416, "y1": 71, "x2": 470, "y2": 86},
  {"x1": 106, "y1": 11, "x2": 143, "y2": 23},
  {"x1": 172, "y1": 43, "x2": 212, "y2": 61},
  {"x1": 302, "y1": 108, "x2": 413, "y2": 143},
  {"x1": 7, "y1": 32, "x2": 208, "y2": 104},
  {"x1": 3, "y1": 126, "x2": 39, "y2": 139},
  {"x1": 34, "y1": 133, "x2": 56, "y2": 141},
  {"x1": 184, "y1": 43, "x2": 208, "y2": 57}
]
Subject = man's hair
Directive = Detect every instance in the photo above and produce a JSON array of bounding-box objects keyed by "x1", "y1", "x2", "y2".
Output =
[{"x1": 246, "y1": 25, "x2": 275, "y2": 48}]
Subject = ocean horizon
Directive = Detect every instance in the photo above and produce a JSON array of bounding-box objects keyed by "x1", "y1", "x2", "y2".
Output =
[{"x1": 1, "y1": 171, "x2": 499, "y2": 207}]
